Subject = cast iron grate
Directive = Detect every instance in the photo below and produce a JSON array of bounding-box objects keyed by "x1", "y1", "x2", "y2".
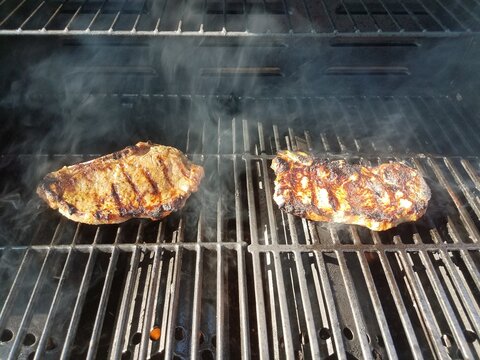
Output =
[{"x1": 0, "y1": 95, "x2": 479, "y2": 359}]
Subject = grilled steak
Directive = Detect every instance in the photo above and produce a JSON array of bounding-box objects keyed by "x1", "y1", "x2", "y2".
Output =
[
  {"x1": 37, "y1": 142, "x2": 204, "y2": 224},
  {"x1": 271, "y1": 151, "x2": 431, "y2": 231}
]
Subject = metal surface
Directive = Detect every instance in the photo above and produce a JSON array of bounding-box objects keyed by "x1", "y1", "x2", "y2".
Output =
[
  {"x1": 0, "y1": 95, "x2": 479, "y2": 359},
  {"x1": 1, "y1": 0, "x2": 480, "y2": 35}
]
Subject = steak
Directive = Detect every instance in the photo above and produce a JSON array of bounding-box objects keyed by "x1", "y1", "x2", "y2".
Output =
[
  {"x1": 37, "y1": 142, "x2": 204, "y2": 224},
  {"x1": 271, "y1": 151, "x2": 431, "y2": 231}
]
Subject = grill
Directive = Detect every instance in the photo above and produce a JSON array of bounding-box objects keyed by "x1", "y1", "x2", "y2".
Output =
[
  {"x1": 1, "y1": 0, "x2": 480, "y2": 34},
  {"x1": 1, "y1": 95, "x2": 480, "y2": 359},
  {"x1": 1, "y1": 0, "x2": 480, "y2": 359}
]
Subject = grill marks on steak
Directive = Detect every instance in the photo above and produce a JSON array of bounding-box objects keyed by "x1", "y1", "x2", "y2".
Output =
[
  {"x1": 271, "y1": 151, "x2": 431, "y2": 231},
  {"x1": 37, "y1": 142, "x2": 204, "y2": 224}
]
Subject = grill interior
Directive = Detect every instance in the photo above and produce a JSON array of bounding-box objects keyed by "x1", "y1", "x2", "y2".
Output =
[
  {"x1": 0, "y1": 95, "x2": 479, "y2": 359},
  {"x1": 1, "y1": 0, "x2": 480, "y2": 359}
]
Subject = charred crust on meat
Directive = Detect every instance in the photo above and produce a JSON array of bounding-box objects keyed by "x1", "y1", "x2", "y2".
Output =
[
  {"x1": 111, "y1": 184, "x2": 124, "y2": 214},
  {"x1": 272, "y1": 158, "x2": 290, "y2": 173},
  {"x1": 141, "y1": 169, "x2": 159, "y2": 194},
  {"x1": 119, "y1": 165, "x2": 141, "y2": 197},
  {"x1": 157, "y1": 156, "x2": 174, "y2": 188},
  {"x1": 272, "y1": 151, "x2": 431, "y2": 231},
  {"x1": 95, "y1": 210, "x2": 110, "y2": 221},
  {"x1": 112, "y1": 151, "x2": 123, "y2": 160},
  {"x1": 37, "y1": 143, "x2": 204, "y2": 225},
  {"x1": 66, "y1": 203, "x2": 77, "y2": 215}
]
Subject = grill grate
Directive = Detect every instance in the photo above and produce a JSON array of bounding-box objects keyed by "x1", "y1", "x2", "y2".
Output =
[
  {"x1": 0, "y1": 0, "x2": 480, "y2": 35},
  {"x1": 0, "y1": 95, "x2": 479, "y2": 359}
]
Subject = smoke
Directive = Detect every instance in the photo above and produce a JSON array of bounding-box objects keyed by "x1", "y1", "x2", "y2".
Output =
[{"x1": 0, "y1": 5, "x2": 479, "y2": 359}]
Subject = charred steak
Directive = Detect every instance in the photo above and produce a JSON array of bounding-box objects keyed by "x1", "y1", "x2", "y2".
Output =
[
  {"x1": 271, "y1": 151, "x2": 431, "y2": 231},
  {"x1": 37, "y1": 142, "x2": 204, "y2": 224}
]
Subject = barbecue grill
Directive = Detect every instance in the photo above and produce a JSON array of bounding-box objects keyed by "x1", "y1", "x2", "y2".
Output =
[{"x1": 1, "y1": 1, "x2": 480, "y2": 359}]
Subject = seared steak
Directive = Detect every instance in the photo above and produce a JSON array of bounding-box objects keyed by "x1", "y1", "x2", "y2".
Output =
[
  {"x1": 37, "y1": 142, "x2": 204, "y2": 224},
  {"x1": 271, "y1": 151, "x2": 431, "y2": 231}
]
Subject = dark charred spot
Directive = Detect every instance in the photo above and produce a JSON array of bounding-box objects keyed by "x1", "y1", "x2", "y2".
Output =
[
  {"x1": 295, "y1": 152, "x2": 312, "y2": 164},
  {"x1": 157, "y1": 156, "x2": 174, "y2": 188},
  {"x1": 42, "y1": 174, "x2": 60, "y2": 187},
  {"x1": 111, "y1": 184, "x2": 121, "y2": 204},
  {"x1": 95, "y1": 211, "x2": 103, "y2": 220},
  {"x1": 120, "y1": 165, "x2": 141, "y2": 196},
  {"x1": 274, "y1": 158, "x2": 290, "y2": 173},
  {"x1": 142, "y1": 169, "x2": 159, "y2": 194},
  {"x1": 130, "y1": 143, "x2": 151, "y2": 156},
  {"x1": 112, "y1": 151, "x2": 123, "y2": 160},
  {"x1": 328, "y1": 192, "x2": 339, "y2": 211},
  {"x1": 66, "y1": 203, "x2": 77, "y2": 215}
]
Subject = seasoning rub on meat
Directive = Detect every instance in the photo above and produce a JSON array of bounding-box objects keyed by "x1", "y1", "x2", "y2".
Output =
[
  {"x1": 37, "y1": 142, "x2": 204, "y2": 224},
  {"x1": 271, "y1": 151, "x2": 431, "y2": 231}
]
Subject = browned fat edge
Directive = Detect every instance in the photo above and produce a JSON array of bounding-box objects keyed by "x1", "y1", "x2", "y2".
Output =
[{"x1": 111, "y1": 142, "x2": 152, "y2": 160}]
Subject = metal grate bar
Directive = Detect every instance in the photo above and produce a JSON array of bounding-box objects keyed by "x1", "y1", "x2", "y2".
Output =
[
  {"x1": 60, "y1": 228, "x2": 99, "y2": 359},
  {"x1": 351, "y1": 230, "x2": 399, "y2": 359},
  {"x1": 338, "y1": 1, "x2": 359, "y2": 32},
  {"x1": 190, "y1": 213, "x2": 204, "y2": 358},
  {"x1": 457, "y1": 0, "x2": 480, "y2": 24},
  {"x1": 376, "y1": 249, "x2": 424, "y2": 357},
  {"x1": 2, "y1": 0, "x2": 480, "y2": 33},
  {"x1": 215, "y1": 201, "x2": 225, "y2": 358},
  {"x1": 394, "y1": 0, "x2": 425, "y2": 30},
  {"x1": 444, "y1": 158, "x2": 480, "y2": 220},
  {"x1": 109, "y1": 246, "x2": 142, "y2": 359},
  {"x1": 256, "y1": 122, "x2": 296, "y2": 357},
  {"x1": 413, "y1": 158, "x2": 480, "y2": 333},
  {"x1": 357, "y1": 0, "x2": 381, "y2": 31},
  {"x1": 438, "y1": 249, "x2": 480, "y2": 335},
  {"x1": 163, "y1": 223, "x2": 184, "y2": 360},
  {"x1": 313, "y1": 251, "x2": 347, "y2": 359},
  {"x1": 64, "y1": 0, "x2": 92, "y2": 30},
  {"x1": 0, "y1": 0, "x2": 28, "y2": 27},
  {"x1": 395, "y1": 247, "x2": 449, "y2": 357},
  {"x1": 281, "y1": 129, "x2": 322, "y2": 358},
  {"x1": 416, "y1": 247, "x2": 475, "y2": 359},
  {"x1": 86, "y1": 245, "x2": 120, "y2": 359},
  {"x1": 215, "y1": 119, "x2": 226, "y2": 359},
  {"x1": 34, "y1": 223, "x2": 81, "y2": 359},
  {"x1": 42, "y1": 0, "x2": 70, "y2": 30},
  {"x1": 243, "y1": 119, "x2": 270, "y2": 360},
  {"x1": 138, "y1": 226, "x2": 164, "y2": 359},
  {"x1": 232, "y1": 120, "x2": 251, "y2": 359},
  {"x1": 305, "y1": 128, "x2": 397, "y2": 358},
  {"x1": 109, "y1": 0, "x2": 131, "y2": 30},
  {"x1": 317, "y1": 0, "x2": 336, "y2": 31},
  {"x1": 433, "y1": 0, "x2": 470, "y2": 30},
  {"x1": 376, "y1": 0, "x2": 403, "y2": 31},
  {"x1": 333, "y1": 248, "x2": 372, "y2": 358},
  {"x1": 413, "y1": 0, "x2": 449, "y2": 30},
  {"x1": 18, "y1": 0, "x2": 45, "y2": 29},
  {"x1": 6, "y1": 249, "x2": 56, "y2": 359},
  {"x1": 0, "y1": 249, "x2": 31, "y2": 333},
  {"x1": 427, "y1": 158, "x2": 480, "y2": 242}
]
